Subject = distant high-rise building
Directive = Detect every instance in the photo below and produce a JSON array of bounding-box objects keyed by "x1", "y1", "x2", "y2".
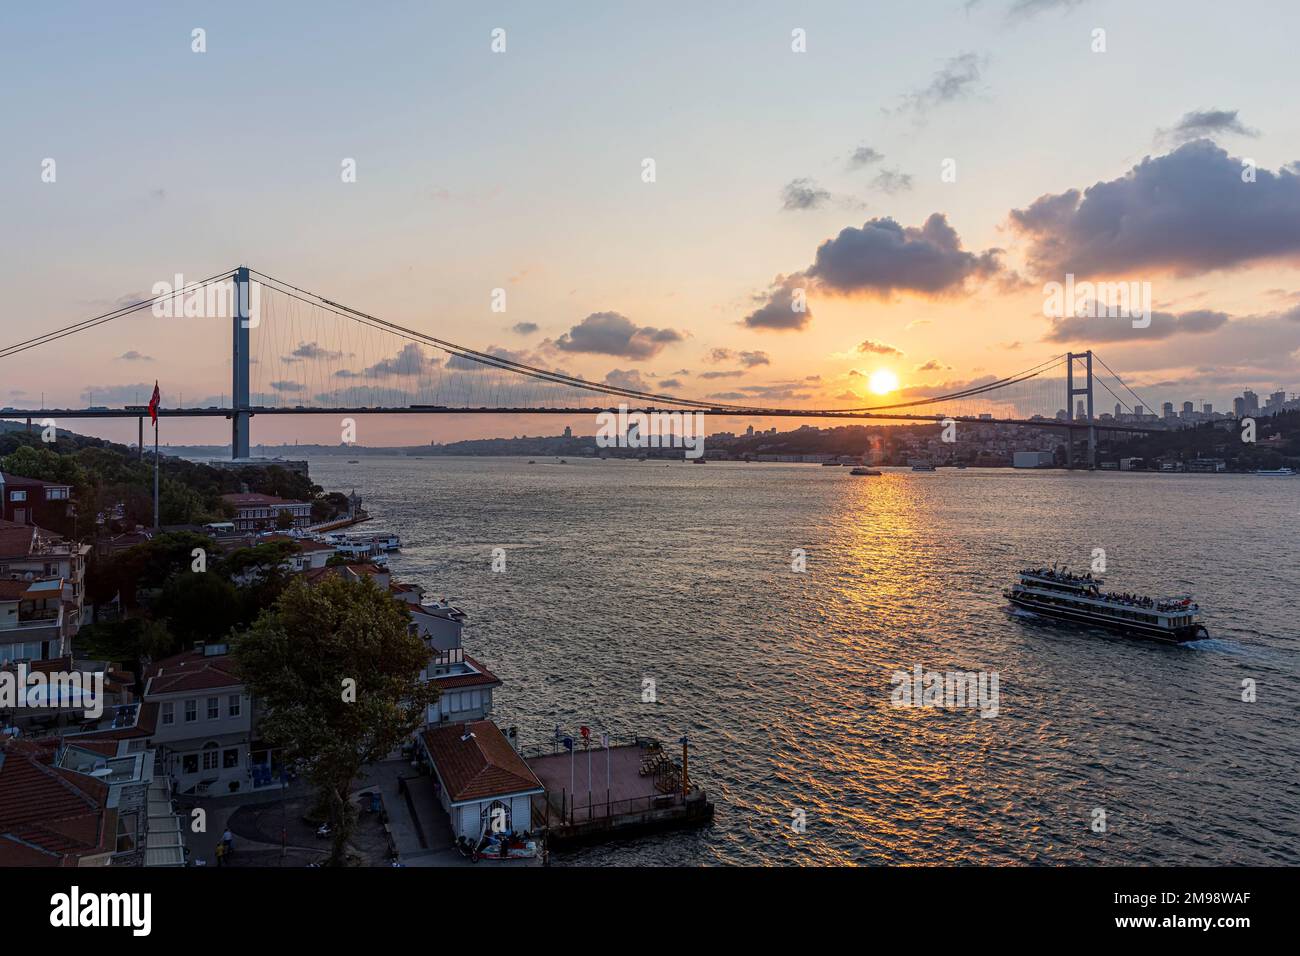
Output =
[
  {"x1": 563, "y1": 425, "x2": 572, "y2": 438},
  {"x1": 1114, "y1": 403, "x2": 1122, "y2": 419},
  {"x1": 1134, "y1": 404, "x2": 1144, "y2": 417},
  {"x1": 1268, "y1": 389, "x2": 1286, "y2": 409},
  {"x1": 1162, "y1": 401, "x2": 1174, "y2": 418},
  {"x1": 1182, "y1": 401, "x2": 1194, "y2": 417},
  {"x1": 1233, "y1": 396, "x2": 1246, "y2": 417},
  {"x1": 1203, "y1": 402, "x2": 1212, "y2": 415},
  {"x1": 746, "y1": 425, "x2": 754, "y2": 436},
  {"x1": 1243, "y1": 389, "x2": 1259, "y2": 413},
  {"x1": 1076, "y1": 399, "x2": 1086, "y2": 419}
]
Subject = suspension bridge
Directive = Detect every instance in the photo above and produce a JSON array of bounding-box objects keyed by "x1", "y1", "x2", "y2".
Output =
[{"x1": 0, "y1": 267, "x2": 1165, "y2": 466}]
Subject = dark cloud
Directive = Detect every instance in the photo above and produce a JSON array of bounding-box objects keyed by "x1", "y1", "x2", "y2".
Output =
[
  {"x1": 848, "y1": 146, "x2": 884, "y2": 169},
  {"x1": 1009, "y1": 140, "x2": 1300, "y2": 278},
  {"x1": 511, "y1": 322, "x2": 540, "y2": 335},
  {"x1": 291, "y1": 341, "x2": 346, "y2": 361},
  {"x1": 118, "y1": 350, "x2": 153, "y2": 361},
  {"x1": 871, "y1": 169, "x2": 914, "y2": 194},
  {"x1": 699, "y1": 370, "x2": 744, "y2": 380},
  {"x1": 1157, "y1": 109, "x2": 1259, "y2": 145},
  {"x1": 270, "y1": 380, "x2": 305, "y2": 392},
  {"x1": 658, "y1": 378, "x2": 683, "y2": 390},
  {"x1": 781, "y1": 178, "x2": 832, "y2": 211},
  {"x1": 808, "y1": 214, "x2": 1003, "y2": 296},
  {"x1": 555, "y1": 312, "x2": 684, "y2": 360},
  {"x1": 857, "y1": 340, "x2": 903, "y2": 356},
  {"x1": 895, "y1": 53, "x2": 983, "y2": 114},
  {"x1": 1043, "y1": 309, "x2": 1229, "y2": 343},
  {"x1": 742, "y1": 275, "x2": 813, "y2": 331}
]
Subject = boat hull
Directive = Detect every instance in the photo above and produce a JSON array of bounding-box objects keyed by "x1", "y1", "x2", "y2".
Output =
[{"x1": 1006, "y1": 593, "x2": 1206, "y2": 644}]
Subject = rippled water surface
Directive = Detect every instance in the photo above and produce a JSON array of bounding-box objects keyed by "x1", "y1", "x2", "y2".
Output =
[{"x1": 309, "y1": 457, "x2": 1299, "y2": 866}]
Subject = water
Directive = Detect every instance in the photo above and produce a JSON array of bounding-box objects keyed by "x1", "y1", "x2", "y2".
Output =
[{"x1": 309, "y1": 457, "x2": 1299, "y2": 866}]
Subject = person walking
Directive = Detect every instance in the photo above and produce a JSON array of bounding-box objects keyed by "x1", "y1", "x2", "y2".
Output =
[{"x1": 214, "y1": 841, "x2": 226, "y2": 867}]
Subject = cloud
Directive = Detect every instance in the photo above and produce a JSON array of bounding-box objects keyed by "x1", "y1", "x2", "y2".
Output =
[
  {"x1": 1009, "y1": 140, "x2": 1300, "y2": 278},
  {"x1": 915, "y1": 360, "x2": 949, "y2": 372},
  {"x1": 1043, "y1": 309, "x2": 1229, "y2": 343},
  {"x1": 895, "y1": 53, "x2": 984, "y2": 114},
  {"x1": 554, "y1": 312, "x2": 684, "y2": 359},
  {"x1": 781, "y1": 178, "x2": 832, "y2": 211},
  {"x1": 658, "y1": 378, "x2": 683, "y2": 390},
  {"x1": 707, "y1": 348, "x2": 770, "y2": 367},
  {"x1": 699, "y1": 370, "x2": 744, "y2": 380},
  {"x1": 511, "y1": 322, "x2": 540, "y2": 335},
  {"x1": 808, "y1": 213, "x2": 1003, "y2": 296},
  {"x1": 871, "y1": 169, "x2": 914, "y2": 194},
  {"x1": 604, "y1": 368, "x2": 651, "y2": 391},
  {"x1": 742, "y1": 275, "x2": 813, "y2": 331},
  {"x1": 118, "y1": 350, "x2": 153, "y2": 361},
  {"x1": 1007, "y1": 0, "x2": 1089, "y2": 19},
  {"x1": 290, "y1": 341, "x2": 347, "y2": 361},
  {"x1": 269, "y1": 380, "x2": 305, "y2": 392},
  {"x1": 857, "y1": 340, "x2": 903, "y2": 356},
  {"x1": 1157, "y1": 109, "x2": 1259, "y2": 146},
  {"x1": 848, "y1": 146, "x2": 884, "y2": 169}
]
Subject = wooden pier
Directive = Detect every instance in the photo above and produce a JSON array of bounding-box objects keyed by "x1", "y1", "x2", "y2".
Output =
[{"x1": 525, "y1": 737, "x2": 714, "y2": 848}]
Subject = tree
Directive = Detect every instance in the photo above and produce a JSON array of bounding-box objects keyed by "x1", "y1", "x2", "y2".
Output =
[
  {"x1": 233, "y1": 576, "x2": 436, "y2": 865},
  {"x1": 275, "y1": 509, "x2": 295, "y2": 531}
]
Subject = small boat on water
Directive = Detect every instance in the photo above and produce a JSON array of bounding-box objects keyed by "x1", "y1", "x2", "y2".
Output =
[
  {"x1": 1254, "y1": 467, "x2": 1296, "y2": 476},
  {"x1": 347, "y1": 459, "x2": 360, "y2": 464},
  {"x1": 821, "y1": 461, "x2": 843, "y2": 466},
  {"x1": 693, "y1": 457, "x2": 707, "y2": 464},
  {"x1": 1006, "y1": 566, "x2": 1208, "y2": 643},
  {"x1": 849, "y1": 467, "x2": 882, "y2": 476},
  {"x1": 911, "y1": 463, "x2": 936, "y2": 472}
]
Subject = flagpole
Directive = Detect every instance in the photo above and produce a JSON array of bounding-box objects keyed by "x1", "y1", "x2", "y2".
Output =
[{"x1": 152, "y1": 409, "x2": 159, "y2": 530}]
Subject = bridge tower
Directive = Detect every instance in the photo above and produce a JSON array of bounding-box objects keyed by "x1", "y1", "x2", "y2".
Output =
[
  {"x1": 1066, "y1": 350, "x2": 1095, "y2": 469},
  {"x1": 232, "y1": 266, "x2": 251, "y2": 459}
]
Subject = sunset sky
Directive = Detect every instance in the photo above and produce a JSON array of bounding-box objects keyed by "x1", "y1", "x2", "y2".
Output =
[{"x1": 2, "y1": 0, "x2": 1298, "y2": 447}]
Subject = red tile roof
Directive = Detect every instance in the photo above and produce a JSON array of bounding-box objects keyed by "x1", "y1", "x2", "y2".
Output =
[
  {"x1": 0, "y1": 737, "x2": 114, "y2": 866},
  {"x1": 431, "y1": 655, "x2": 502, "y2": 691},
  {"x1": 145, "y1": 648, "x2": 242, "y2": 695},
  {"x1": 420, "y1": 720, "x2": 543, "y2": 804},
  {"x1": 0, "y1": 472, "x2": 70, "y2": 489},
  {"x1": 0, "y1": 521, "x2": 38, "y2": 559}
]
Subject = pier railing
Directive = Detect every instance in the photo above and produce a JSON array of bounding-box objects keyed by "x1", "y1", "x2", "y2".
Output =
[
  {"x1": 551, "y1": 788, "x2": 706, "y2": 827},
  {"x1": 519, "y1": 734, "x2": 661, "y2": 761}
]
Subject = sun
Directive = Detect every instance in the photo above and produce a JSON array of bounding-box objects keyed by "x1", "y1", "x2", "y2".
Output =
[{"x1": 868, "y1": 368, "x2": 899, "y2": 395}]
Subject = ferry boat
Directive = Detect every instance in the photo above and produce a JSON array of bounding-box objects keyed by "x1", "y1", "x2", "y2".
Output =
[
  {"x1": 1254, "y1": 467, "x2": 1296, "y2": 476},
  {"x1": 910, "y1": 462, "x2": 936, "y2": 472},
  {"x1": 849, "y1": 467, "x2": 882, "y2": 476},
  {"x1": 1006, "y1": 567, "x2": 1208, "y2": 643}
]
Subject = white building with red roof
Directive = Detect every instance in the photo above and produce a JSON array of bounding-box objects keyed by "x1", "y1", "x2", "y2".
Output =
[{"x1": 417, "y1": 720, "x2": 544, "y2": 840}]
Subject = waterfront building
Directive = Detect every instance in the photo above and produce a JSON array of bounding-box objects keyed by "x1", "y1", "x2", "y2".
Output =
[
  {"x1": 219, "y1": 493, "x2": 313, "y2": 532},
  {"x1": 415, "y1": 720, "x2": 544, "y2": 840}
]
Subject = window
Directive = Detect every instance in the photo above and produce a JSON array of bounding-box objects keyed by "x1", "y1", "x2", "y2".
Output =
[
  {"x1": 207, "y1": 696, "x2": 219, "y2": 720},
  {"x1": 161, "y1": 702, "x2": 175, "y2": 726},
  {"x1": 184, "y1": 699, "x2": 197, "y2": 722},
  {"x1": 223, "y1": 748, "x2": 240, "y2": 769},
  {"x1": 46, "y1": 487, "x2": 69, "y2": 500},
  {"x1": 202, "y1": 744, "x2": 219, "y2": 771},
  {"x1": 182, "y1": 754, "x2": 199, "y2": 774},
  {"x1": 228, "y1": 694, "x2": 241, "y2": 718},
  {"x1": 8, "y1": 490, "x2": 25, "y2": 502}
]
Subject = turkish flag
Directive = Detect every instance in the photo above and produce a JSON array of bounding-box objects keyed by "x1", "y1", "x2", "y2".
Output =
[{"x1": 148, "y1": 381, "x2": 161, "y2": 425}]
